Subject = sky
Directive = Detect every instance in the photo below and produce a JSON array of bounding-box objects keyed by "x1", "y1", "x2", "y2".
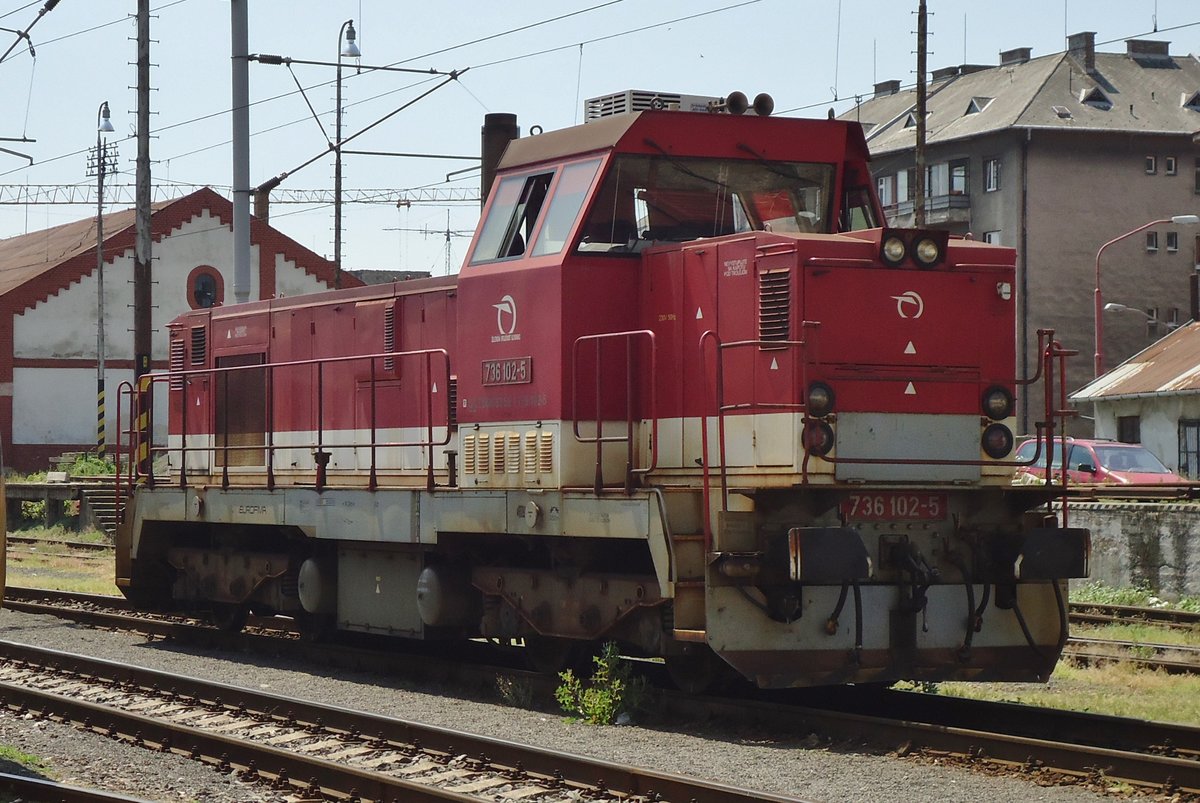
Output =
[{"x1": 0, "y1": 0, "x2": 1197, "y2": 278}]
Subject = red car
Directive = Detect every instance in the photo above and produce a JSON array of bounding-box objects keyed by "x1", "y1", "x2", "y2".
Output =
[{"x1": 1014, "y1": 437, "x2": 1191, "y2": 485}]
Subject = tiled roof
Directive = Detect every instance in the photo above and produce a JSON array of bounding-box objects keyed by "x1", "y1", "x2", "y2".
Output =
[
  {"x1": 1072, "y1": 321, "x2": 1200, "y2": 401},
  {"x1": 844, "y1": 48, "x2": 1200, "y2": 155}
]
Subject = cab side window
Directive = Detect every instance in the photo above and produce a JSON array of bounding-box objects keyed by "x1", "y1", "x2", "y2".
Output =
[{"x1": 471, "y1": 171, "x2": 553, "y2": 263}]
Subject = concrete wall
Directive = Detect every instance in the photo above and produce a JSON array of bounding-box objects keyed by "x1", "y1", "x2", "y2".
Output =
[
  {"x1": 1064, "y1": 502, "x2": 1200, "y2": 598},
  {"x1": 1091, "y1": 395, "x2": 1200, "y2": 474}
]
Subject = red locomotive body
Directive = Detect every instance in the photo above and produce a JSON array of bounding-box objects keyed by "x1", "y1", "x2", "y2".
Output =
[{"x1": 116, "y1": 105, "x2": 1088, "y2": 689}]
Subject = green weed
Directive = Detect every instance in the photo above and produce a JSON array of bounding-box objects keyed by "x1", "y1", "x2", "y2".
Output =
[{"x1": 555, "y1": 642, "x2": 647, "y2": 725}]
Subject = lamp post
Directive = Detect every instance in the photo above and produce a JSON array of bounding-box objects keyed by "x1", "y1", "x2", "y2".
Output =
[
  {"x1": 334, "y1": 18, "x2": 361, "y2": 289},
  {"x1": 88, "y1": 101, "x2": 116, "y2": 456},
  {"x1": 1094, "y1": 214, "x2": 1200, "y2": 376}
]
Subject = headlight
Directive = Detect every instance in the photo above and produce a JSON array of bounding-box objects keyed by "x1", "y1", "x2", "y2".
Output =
[
  {"x1": 913, "y1": 236, "x2": 941, "y2": 267},
  {"x1": 981, "y1": 423, "x2": 1014, "y2": 459},
  {"x1": 807, "y1": 382, "x2": 835, "y2": 417},
  {"x1": 981, "y1": 385, "x2": 1014, "y2": 420},
  {"x1": 881, "y1": 235, "x2": 907, "y2": 266},
  {"x1": 804, "y1": 421, "x2": 835, "y2": 457}
]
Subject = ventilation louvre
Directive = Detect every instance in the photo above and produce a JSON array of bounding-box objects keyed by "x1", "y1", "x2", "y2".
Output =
[
  {"x1": 169, "y1": 338, "x2": 185, "y2": 390},
  {"x1": 758, "y1": 269, "x2": 791, "y2": 346},
  {"x1": 524, "y1": 431, "x2": 538, "y2": 474},
  {"x1": 190, "y1": 326, "x2": 207, "y2": 365},
  {"x1": 506, "y1": 433, "x2": 521, "y2": 474},
  {"x1": 383, "y1": 303, "x2": 396, "y2": 372},
  {"x1": 539, "y1": 431, "x2": 554, "y2": 474},
  {"x1": 462, "y1": 434, "x2": 477, "y2": 474}
]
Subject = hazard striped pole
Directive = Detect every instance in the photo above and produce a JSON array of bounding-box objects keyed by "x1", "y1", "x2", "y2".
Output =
[
  {"x1": 137, "y1": 369, "x2": 152, "y2": 484},
  {"x1": 96, "y1": 379, "x2": 105, "y2": 458}
]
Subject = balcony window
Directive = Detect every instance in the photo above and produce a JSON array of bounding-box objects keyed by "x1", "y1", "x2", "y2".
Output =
[
  {"x1": 1146, "y1": 231, "x2": 1159, "y2": 252},
  {"x1": 1168, "y1": 231, "x2": 1179, "y2": 252},
  {"x1": 949, "y1": 159, "x2": 969, "y2": 195}
]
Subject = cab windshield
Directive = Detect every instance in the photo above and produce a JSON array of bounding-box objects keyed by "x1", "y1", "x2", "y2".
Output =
[{"x1": 576, "y1": 154, "x2": 835, "y2": 254}]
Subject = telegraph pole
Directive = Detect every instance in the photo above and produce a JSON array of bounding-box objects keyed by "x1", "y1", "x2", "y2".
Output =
[
  {"x1": 914, "y1": 0, "x2": 928, "y2": 227},
  {"x1": 134, "y1": 0, "x2": 153, "y2": 477}
]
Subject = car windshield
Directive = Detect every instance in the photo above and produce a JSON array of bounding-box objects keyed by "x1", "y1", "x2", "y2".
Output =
[
  {"x1": 1016, "y1": 440, "x2": 1066, "y2": 469},
  {"x1": 1094, "y1": 445, "x2": 1171, "y2": 474}
]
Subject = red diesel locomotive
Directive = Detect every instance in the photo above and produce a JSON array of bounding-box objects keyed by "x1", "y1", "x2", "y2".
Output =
[{"x1": 115, "y1": 97, "x2": 1088, "y2": 690}]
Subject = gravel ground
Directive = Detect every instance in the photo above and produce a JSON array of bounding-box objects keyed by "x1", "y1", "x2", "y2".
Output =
[{"x1": 0, "y1": 608, "x2": 1154, "y2": 803}]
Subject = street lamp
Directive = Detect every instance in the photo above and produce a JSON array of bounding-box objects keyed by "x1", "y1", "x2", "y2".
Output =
[
  {"x1": 1093, "y1": 214, "x2": 1200, "y2": 376},
  {"x1": 334, "y1": 18, "x2": 360, "y2": 289},
  {"x1": 88, "y1": 101, "x2": 116, "y2": 456}
]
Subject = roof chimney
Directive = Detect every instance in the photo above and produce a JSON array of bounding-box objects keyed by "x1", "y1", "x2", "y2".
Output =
[
  {"x1": 873, "y1": 79, "x2": 901, "y2": 98},
  {"x1": 999, "y1": 47, "x2": 1031, "y2": 67},
  {"x1": 1067, "y1": 31, "x2": 1096, "y2": 73},
  {"x1": 1127, "y1": 39, "x2": 1170, "y2": 57},
  {"x1": 931, "y1": 66, "x2": 960, "y2": 82}
]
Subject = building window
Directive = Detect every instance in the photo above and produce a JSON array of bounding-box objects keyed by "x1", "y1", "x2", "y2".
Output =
[
  {"x1": 897, "y1": 168, "x2": 914, "y2": 202},
  {"x1": 1195, "y1": 158, "x2": 1200, "y2": 194},
  {"x1": 984, "y1": 158, "x2": 1000, "y2": 192},
  {"x1": 927, "y1": 162, "x2": 949, "y2": 197},
  {"x1": 1180, "y1": 420, "x2": 1200, "y2": 478},
  {"x1": 1169, "y1": 307, "x2": 1181, "y2": 329},
  {"x1": 1145, "y1": 156, "x2": 1157, "y2": 174},
  {"x1": 876, "y1": 175, "x2": 894, "y2": 206},
  {"x1": 1166, "y1": 156, "x2": 1178, "y2": 175},
  {"x1": 1117, "y1": 416, "x2": 1141, "y2": 444},
  {"x1": 1147, "y1": 306, "x2": 1160, "y2": 337},
  {"x1": 1168, "y1": 231, "x2": 1180, "y2": 252},
  {"x1": 949, "y1": 159, "x2": 969, "y2": 194},
  {"x1": 1146, "y1": 231, "x2": 1159, "y2": 252},
  {"x1": 186, "y1": 265, "x2": 224, "y2": 310},
  {"x1": 983, "y1": 230, "x2": 1002, "y2": 244}
]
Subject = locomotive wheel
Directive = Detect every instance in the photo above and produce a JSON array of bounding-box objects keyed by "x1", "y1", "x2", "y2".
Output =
[
  {"x1": 665, "y1": 643, "x2": 732, "y2": 693},
  {"x1": 209, "y1": 603, "x2": 249, "y2": 633}
]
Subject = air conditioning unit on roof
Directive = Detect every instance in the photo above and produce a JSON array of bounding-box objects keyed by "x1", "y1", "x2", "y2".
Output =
[{"x1": 584, "y1": 90, "x2": 721, "y2": 121}]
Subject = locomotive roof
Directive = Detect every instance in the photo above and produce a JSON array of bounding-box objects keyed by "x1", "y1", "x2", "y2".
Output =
[{"x1": 497, "y1": 111, "x2": 872, "y2": 171}]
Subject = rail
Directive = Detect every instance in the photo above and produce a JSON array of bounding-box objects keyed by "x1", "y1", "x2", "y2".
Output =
[
  {"x1": 571, "y1": 329, "x2": 657, "y2": 494},
  {"x1": 115, "y1": 348, "x2": 452, "y2": 521}
]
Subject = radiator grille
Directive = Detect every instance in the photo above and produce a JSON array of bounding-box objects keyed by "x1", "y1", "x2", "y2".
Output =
[
  {"x1": 169, "y1": 338, "x2": 185, "y2": 390},
  {"x1": 462, "y1": 434, "x2": 477, "y2": 474},
  {"x1": 383, "y1": 303, "x2": 396, "y2": 372},
  {"x1": 190, "y1": 325, "x2": 207, "y2": 365},
  {"x1": 539, "y1": 431, "x2": 554, "y2": 473},
  {"x1": 758, "y1": 268, "x2": 791, "y2": 346}
]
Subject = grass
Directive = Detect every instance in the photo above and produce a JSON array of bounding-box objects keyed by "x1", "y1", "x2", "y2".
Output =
[
  {"x1": 0, "y1": 744, "x2": 54, "y2": 777},
  {"x1": 938, "y1": 660, "x2": 1200, "y2": 725},
  {"x1": 5, "y1": 524, "x2": 119, "y2": 596}
]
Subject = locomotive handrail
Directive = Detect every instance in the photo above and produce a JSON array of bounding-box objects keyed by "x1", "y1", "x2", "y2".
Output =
[
  {"x1": 570, "y1": 329, "x2": 657, "y2": 495},
  {"x1": 116, "y1": 348, "x2": 452, "y2": 502},
  {"x1": 698, "y1": 329, "x2": 821, "y2": 549}
]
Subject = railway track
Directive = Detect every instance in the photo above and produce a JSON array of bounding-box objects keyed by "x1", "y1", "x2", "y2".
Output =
[
  {"x1": 0, "y1": 640, "x2": 803, "y2": 803},
  {"x1": 5, "y1": 587, "x2": 1200, "y2": 796}
]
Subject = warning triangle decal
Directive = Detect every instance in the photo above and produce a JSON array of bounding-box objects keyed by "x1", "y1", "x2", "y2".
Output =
[
  {"x1": 904, "y1": 382, "x2": 917, "y2": 395},
  {"x1": 695, "y1": 307, "x2": 704, "y2": 319},
  {"x1": 431, "y1": 382, "x2": 438, "y2": 393},
  {"x1": 904, "y1": 341, "x2": 916, "y2": 355},
  {"x1": 770, "y1": 358, "x2": 779, "y2": 370}
]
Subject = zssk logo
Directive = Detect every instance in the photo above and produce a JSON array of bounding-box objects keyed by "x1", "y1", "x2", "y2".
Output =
[
  {"x1": 891, "y1": 290, "x2": 924, "y2": 319},
  {"x1": 491, "y1": 294, "x2": 521, "y2": 343}
]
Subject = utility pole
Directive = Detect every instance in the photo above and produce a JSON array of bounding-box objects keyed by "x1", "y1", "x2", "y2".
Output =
[
  {"x1": 134, "y1": 0, "x2": 152, "y2": 479},
  {"x1": 914, "y1": 0, "x2": 928, "y2": 227},
  {"x1": 231, "y1": 0, "x2": 251, "y2": 303}
]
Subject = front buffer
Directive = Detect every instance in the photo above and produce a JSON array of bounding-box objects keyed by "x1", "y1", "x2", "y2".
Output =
[{"x1": 703, "y1": 488, "x2": 1089, "y2": 688}]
